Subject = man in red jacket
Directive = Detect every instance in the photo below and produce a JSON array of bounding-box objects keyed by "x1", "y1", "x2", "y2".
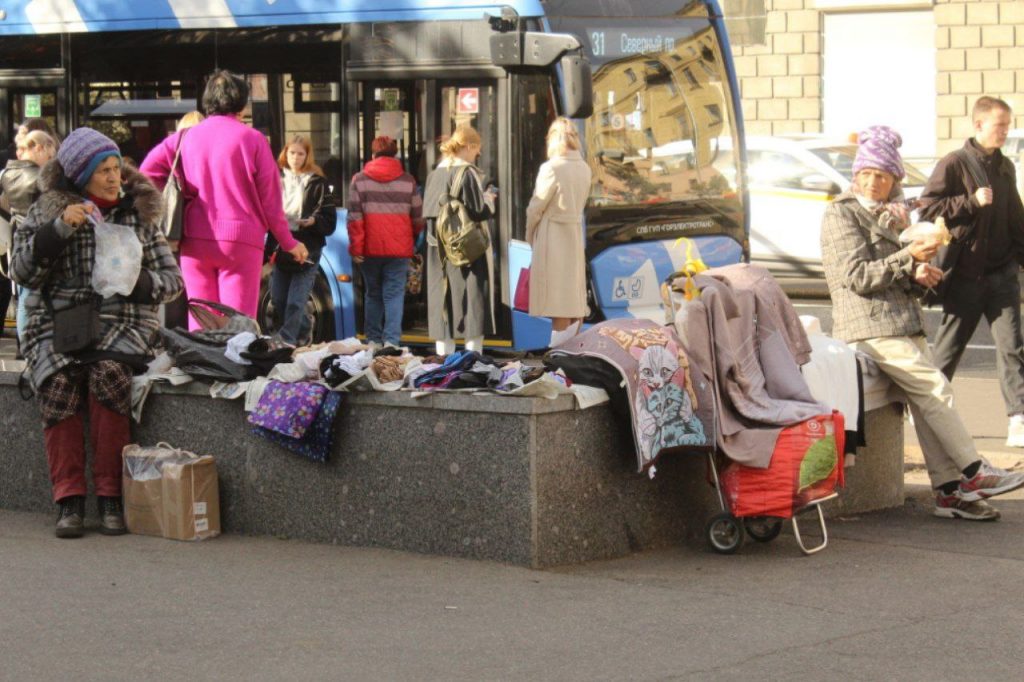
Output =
[{"x1": 347, "y1": 137, "x2": 424, "y2": 348}]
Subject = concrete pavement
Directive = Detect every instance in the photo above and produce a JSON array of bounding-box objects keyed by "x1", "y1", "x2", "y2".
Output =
[{"x1": 4, "y1": 370, "x2": 1024, "y2": 680}]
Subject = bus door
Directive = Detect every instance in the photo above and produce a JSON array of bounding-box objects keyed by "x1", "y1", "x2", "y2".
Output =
[
  {"x1": 0, "y1": 81, "x2": 63, "y2": 158},
  {"x1": 349, "y1": 78, "x2": 505, "y2": 346}
]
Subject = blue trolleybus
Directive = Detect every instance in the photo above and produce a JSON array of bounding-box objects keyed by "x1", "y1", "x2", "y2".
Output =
[{"x1": 0, "y1": 0, "x2": 748, "y2": 350}]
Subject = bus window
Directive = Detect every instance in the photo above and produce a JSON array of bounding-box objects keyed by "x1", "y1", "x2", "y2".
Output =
[
  {"x1": 354, "y1": 81, "x2": 424, "y2": 182},
  {"x1": 511, "y1": 73, "x2": 557, "y2": 241},
  {"x1": 283, "y1": 75, "x2": 343, "y2": 197},
  {"x1": 436, "y1": 83, "x2": 497, "y2": 186}
]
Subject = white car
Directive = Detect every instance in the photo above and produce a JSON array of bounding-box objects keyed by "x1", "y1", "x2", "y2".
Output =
[
  {"x1": 744, "y1": 135, "x2": 929, "y2": 279},
  {"x1": 1002, "y1": 129, "x2": 1024, "y2": 193}
]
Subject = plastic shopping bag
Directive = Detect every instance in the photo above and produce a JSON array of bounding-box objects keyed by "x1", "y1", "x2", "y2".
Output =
[{"x1": 91, "y1": 216, "x2": 143, "y2": 297}]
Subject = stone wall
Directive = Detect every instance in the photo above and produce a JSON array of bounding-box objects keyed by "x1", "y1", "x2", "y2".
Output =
[{"x1": 731, "y1": 0, "x2": 1024, "y2": 154}]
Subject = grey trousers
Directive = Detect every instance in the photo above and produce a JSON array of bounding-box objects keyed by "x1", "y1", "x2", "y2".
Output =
[
  {"x1": 932, "y1": 262, "x2": 1024, "y2": 416},
  {"x1": 851, "y1": 335, "x2": 978, "y2": 488}
]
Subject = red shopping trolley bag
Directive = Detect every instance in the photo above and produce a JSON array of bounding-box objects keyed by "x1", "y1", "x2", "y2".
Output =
[{"x1": 720, "y1": 411, "x2": 846, "y2": 520}]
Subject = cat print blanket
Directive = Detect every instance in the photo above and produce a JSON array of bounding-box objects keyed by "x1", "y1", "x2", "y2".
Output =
[{"x1": 550, "y1": 318, "x2": 713, "y2": 472}]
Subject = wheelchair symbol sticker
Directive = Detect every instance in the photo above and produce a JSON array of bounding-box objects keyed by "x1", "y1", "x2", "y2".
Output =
[{"x1": 612, "y1": 276, "x2": 644, "y2": 301}]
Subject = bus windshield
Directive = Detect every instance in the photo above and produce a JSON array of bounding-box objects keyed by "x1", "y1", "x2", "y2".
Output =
[{"x1": 552, "y1": 16, "x2": 742, "y2": 216}]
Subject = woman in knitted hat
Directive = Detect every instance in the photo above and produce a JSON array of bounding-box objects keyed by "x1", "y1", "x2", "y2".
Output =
[
  {"x1": 821, "y1": 124, "x2": 1024, "y2": 522},
  {"x1": 11, "y1": 126, "x2": 184, "y2": 538}
]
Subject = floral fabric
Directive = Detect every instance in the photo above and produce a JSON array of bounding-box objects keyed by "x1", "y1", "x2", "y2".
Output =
[
  {"x1": 248, "y1": 380, "x2": 329, "y2": 438},
  {"x1": 251, "y1": 390, "x2": 343, "y2": 463}
]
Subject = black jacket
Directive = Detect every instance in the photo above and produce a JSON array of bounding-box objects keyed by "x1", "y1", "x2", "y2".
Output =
[
  {"x1": 919, "y1": 139, "x2": 1024, "y2": 278},
  {"x1": 267, "y1": 173, "x2": 337, "y2": 271}
]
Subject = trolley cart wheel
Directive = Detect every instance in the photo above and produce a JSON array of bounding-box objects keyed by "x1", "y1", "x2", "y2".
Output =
[
  {"x1": 706, "y1": 512, "x2": 744, "y2": 554},
  {"x1": 744, "y1": 517, "x2": 783, "y2": 543}
]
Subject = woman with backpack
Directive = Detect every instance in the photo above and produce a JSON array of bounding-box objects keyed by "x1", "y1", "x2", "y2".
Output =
[
  {"x1": 422, "y1": 125, "x2": 497, "y2": 355},
  {"x1": 525, "y1": 118, "x2": 592, "y2": 347},
  {"x1": 268, "y1": 134, "x2": 336, "y2": 345}
]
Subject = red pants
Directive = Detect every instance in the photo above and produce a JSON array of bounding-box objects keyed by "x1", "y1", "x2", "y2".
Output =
[
  {"x1": 43, "y1": 396, "x2": 130, "y2": 502},
  {"x1": 38, "y1": 362, "x2": 133, "y2": 502}
]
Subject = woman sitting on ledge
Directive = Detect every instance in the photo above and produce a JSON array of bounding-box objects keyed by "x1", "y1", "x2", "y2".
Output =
[{"x1": 11, "y1": 128, "x2": 183, "y2": 539}]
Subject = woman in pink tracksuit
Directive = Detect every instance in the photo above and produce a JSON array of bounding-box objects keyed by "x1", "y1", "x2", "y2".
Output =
[{"x1": 141, "y1": 70, "x2": 307, "y2": 327}]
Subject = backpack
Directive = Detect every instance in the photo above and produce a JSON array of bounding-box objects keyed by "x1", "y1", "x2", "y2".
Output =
[{"x1": 435, "y1": 165, "x2": 490, "y2": 267}]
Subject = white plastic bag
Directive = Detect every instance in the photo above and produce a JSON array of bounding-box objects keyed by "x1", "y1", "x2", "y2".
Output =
[
  {"x1": 91, "y1": 216, "x2": 143, "y2": 297},
  {"x1": 898, "y1": 216, "x2": 950, "y2": 247}
]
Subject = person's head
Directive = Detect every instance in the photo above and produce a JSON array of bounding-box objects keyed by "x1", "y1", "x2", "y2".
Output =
[
  {"x1": 176, "y1": 110, "x2": 205, "y2": 131},
  {"x1": 201, "y1": 69, "x2": 249, "y2": 117},
  {"x1": 370, "y1": 135, "x2": 398, "y2": 159},
  {"x1": 19, "y1": 130, "x2": 57, "y2": 166},
  {"x1": 277, "y1": 134, "x2": 322, "y2": 175},
  {"x1": 21, "y1": 117, "x2": 58, "y2": 142},
  {"x1": 57, "y1": 127, "x2": 122, "y2": 200},
  {"x1": 546, "y1": 117, "x2": 581, "y2": 159},
  {"x1": 852, "y1": 125, "x2": 904, "y2": 202},
  {"x1": 972, "y1": 96, "x2": 1012, "y2": 152},
  {"x1": 439, "y1": 125, "x2": 481, "y2": 163}
]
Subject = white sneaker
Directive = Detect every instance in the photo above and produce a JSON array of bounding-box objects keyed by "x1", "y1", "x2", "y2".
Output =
[{"x1": 1007, "y1": 414, "x2": 1024, "y2": 447}]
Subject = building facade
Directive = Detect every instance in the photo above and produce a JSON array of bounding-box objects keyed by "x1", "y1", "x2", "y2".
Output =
[{"x1": 729, "y1": 0, "x2": 1024, "y2": 161}]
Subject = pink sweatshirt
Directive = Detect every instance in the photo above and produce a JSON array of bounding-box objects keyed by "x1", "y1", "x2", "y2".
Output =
[{"x1": 140, "y1": 114, "x2": 298, "y2": 252}]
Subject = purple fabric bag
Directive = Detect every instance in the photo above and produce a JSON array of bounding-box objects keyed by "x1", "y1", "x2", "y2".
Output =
[
  {"x1": 248, "y1": 381, "x2": 329, "y2": 439},
  {"x1": 252, "y1": 391, "x2": 343, "y2": 463}
]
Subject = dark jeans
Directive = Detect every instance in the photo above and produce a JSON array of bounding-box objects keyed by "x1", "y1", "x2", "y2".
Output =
[
  {"x1": 360, "y1": 257, "x2": 409, "y2": 346},
  {"x1": 270, "y1": 264, "x2": 318, "y2": 345},
  {"x1": 932, "y1": 262, "x2": 1024, "y2": 416}
]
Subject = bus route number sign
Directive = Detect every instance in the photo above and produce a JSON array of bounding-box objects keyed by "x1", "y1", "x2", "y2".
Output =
[{"x1": 457, "y1": 88, "x2": 479, "y2": 114}]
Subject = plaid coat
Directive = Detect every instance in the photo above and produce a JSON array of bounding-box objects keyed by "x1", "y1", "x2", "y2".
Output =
[
  {"x1": 12, "y1": 162, "x2": 184, "y2": 390},
  {"x1": 820, "y1": 191, "x2": 924, "y2": 343}
]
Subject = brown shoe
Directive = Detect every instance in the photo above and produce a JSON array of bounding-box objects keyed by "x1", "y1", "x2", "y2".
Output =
[
  {"x1": 55, "y1": 496, "x2": 85, "y2": 538},
  {"x1": 97, "y1": 496, "x2": 127, "y2": 536}
]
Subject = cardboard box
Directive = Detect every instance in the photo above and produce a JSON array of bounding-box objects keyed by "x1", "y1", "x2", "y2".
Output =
[{"x1": 123, "y1": 444, "x2": 221, "y2": 541}]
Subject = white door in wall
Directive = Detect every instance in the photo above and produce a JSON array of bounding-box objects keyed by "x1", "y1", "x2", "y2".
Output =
[{"x1": 823, "y1": 10, "x2": 936, "y2": 160}]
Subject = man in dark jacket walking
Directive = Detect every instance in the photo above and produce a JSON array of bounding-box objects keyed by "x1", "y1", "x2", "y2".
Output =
[
  {"x1": 347, "y1": 136, "x2": 424, "y2": 348},
  {"x1": 919, "y1": 96, "x2": 1024, "y2": 447}
]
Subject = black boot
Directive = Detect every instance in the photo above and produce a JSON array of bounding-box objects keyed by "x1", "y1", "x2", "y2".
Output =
[
  {"x1": 55, "y1": 496, "x2": 85, "y2": 539},
  {"x1": 97, "y1": 496, "x2": 127, "y2": 536}
]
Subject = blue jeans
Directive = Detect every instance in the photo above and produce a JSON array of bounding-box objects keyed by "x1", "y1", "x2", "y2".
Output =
[
  {"x1": 270, "y1": 265, "x2": 318, "y2": 345},
  {"x1": 361, "y1": 257, "x2": 409, "y2": 345}
]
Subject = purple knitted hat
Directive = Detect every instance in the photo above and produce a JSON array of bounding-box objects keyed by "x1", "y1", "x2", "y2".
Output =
[
  {"x1": 57, "y1": 127, "x2": 121, "y2": 189},
  {"x1": 852, "y1": 125, "x2": 905, "y2": 180}
]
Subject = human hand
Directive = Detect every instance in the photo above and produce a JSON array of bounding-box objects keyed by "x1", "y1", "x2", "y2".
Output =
[
  {"x1": 913, "y1": 262, "x2": 942, "y2": 288},
  {"x1": 286, "y1": 242, "x2": 309, "y2": 264},
  {"x1": 975, "y1": 187, "x2": 993, "y2": 206},
  {"x1": 62, "y1": 202, "x2": 94, "y2": 228},
  {"x1": 908, "y1": 239, "x2": 940, "y2": 262},
  {"x1": 352, "y1": 255, "x2": 365, "y2": 264}
]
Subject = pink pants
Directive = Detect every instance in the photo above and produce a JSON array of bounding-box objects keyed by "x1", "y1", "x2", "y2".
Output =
[{"x1": 179, "y1": 238, "x2": 265, "y2": 330}]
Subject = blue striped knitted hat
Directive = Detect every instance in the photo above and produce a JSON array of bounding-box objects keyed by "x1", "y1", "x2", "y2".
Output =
[{"x1": 57, "y1": 127, "x2": 122, "y2": 189}]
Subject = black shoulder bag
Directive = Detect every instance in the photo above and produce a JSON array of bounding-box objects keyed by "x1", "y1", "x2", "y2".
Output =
[{"x1": 922, "y1": 148, "x2": 989, "y2": 306}]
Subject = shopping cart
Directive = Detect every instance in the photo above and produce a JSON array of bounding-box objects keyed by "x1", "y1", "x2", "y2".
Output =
[
  {"x1": 704, "y1": 411, "x2": 845, "y2": 556},
  {"x1": 662, "y1": 268, "x2": 845, "y2": 556}
]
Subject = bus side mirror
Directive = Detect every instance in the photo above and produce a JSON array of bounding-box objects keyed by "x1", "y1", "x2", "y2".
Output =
[
  {"x1": 560, "y1": 53, "x2": 593, "y2": 119},
  {"x1": 490, "y1": 31, "x2": 594, "y2": 119}
]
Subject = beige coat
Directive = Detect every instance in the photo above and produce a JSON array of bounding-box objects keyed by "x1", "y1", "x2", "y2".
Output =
[{"x1": 525, "y1": 150, "x2": 592, "y2": 317}]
